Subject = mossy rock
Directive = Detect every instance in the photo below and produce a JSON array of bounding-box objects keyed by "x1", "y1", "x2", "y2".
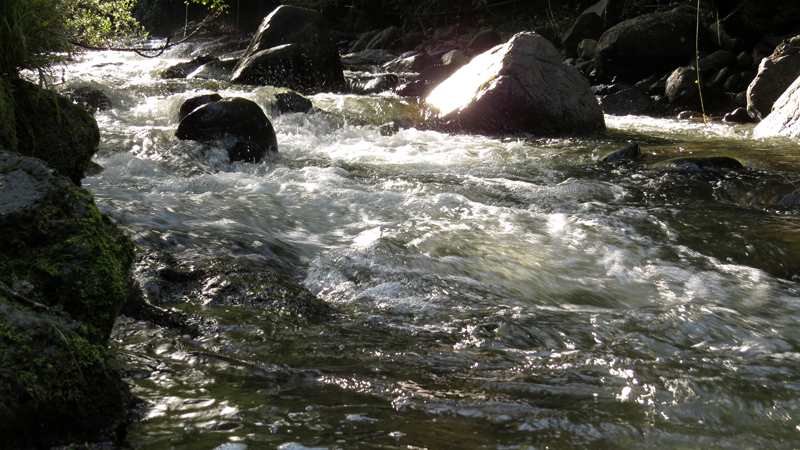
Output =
[
  {"x1": 0, "y1": 151, "x2": 134, "y2": 344},
  {"x1": 9, "y1": 79, "x2": 99, "y2": 185},
  {"x1": 0, "y1": 298, "x2": 134, "y2": 448},
  {"x1": 0, "y1": 80, "x2": 16, "y2": 152},
  {"x1": 0, "y1": 151, "x2": 136, "y2": 447}
]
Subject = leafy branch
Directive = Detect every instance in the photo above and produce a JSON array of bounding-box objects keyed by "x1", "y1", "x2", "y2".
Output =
[{"x1": 67, "y1": 12, "x2": 222, "y2": 59}]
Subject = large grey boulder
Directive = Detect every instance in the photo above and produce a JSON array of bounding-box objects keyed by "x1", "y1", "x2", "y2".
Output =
[
  {"x1": 595, "y1": 8, "x2": 696, "y2": 83},
  {"x1": 0, "y1": 151, "x2": 135, "y2": 448},
  {"x1": 427, "y1": 32, "x2": 605, "y2": 135},
  {"x1": 746, "y1": 36, "x2": 800, "y2": 121},
  {"x1": 753, "y1": 74, "x2": 800, "y2": 138},
  {"x1": 230, "y1": 5, "x2": 344, "y2": 93},
  {"x1": 176, "y1": 97, "x2": 278, "y2": 162}
]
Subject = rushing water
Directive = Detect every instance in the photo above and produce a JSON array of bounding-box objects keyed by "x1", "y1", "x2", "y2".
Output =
[{"x1": 56, "y1": 41, "x2": 800, "y2": 449}]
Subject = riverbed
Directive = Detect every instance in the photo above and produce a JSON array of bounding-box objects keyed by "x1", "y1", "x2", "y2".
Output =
[{"x1": 61, "y1": 41, "x2": 800, "y2": 449}]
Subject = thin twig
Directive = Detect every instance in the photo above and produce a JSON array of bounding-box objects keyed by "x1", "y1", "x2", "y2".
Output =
[{"x1": 0, "y1": 281, "x2": 49, "y2": 310}]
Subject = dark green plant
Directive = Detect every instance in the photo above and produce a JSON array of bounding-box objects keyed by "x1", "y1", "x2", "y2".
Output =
[{"x1": 0, "y1": 0, "x2": 67, "y2": 78}]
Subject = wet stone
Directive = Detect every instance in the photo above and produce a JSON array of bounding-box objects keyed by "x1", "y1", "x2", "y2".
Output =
[{"x1": 602, "y1": 143, "x2": 641, "y2": 162}]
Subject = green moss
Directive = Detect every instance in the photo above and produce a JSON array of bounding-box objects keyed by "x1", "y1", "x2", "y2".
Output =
[
  {"x1": 0, "y1": 297, "x2": 131, "y2": 447},
  {"x1": 10, "y1": 79, "x2": 99, "y2": 185},
  {"x1": 1, "y1": 174, "x2": 134, "y2": 346}
]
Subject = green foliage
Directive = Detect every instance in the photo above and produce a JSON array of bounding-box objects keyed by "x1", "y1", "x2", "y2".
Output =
[
  {"x1": 0, "y1": 0, "x2": 67, "y2": 76},
  {"x1": 187, "y1": 0, "x2": 229, "y2": 13},
  {"x1": 61, "y1": 0, "x2": 143, "y2": 47}
]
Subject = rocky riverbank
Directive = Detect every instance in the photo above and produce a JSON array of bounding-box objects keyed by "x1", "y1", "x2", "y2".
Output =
[
  {"x1": 157, "y1": 0, "x2": 800, "y2": 133},
  {"x1": 3, "y1": 0, "x2": 800, "y2": 447}
]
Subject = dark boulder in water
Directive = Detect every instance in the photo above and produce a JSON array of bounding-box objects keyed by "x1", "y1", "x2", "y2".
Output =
[
  {"x1": 603, "y1": 143, "x2": 641, "y2": 162},
  {"x1": 162, "y1": 54, "x2": 218, "y2": 79},
  {"x1": 176, "y1": 97, "x2": 278, "y2": 163},
  {"x1": 347, "y1": 73, "x2": 400, "y2": 95},
  {"x1": 230, "y1": 5, "x2": 344, "y2": 94},
  {"x1": 275, "y1": 91, "x2": 313, "y2": 114},
  {"x1": 723, "y1": 107, "x2": 752, "y2": 123},
  {"x1": 178, "y1": 93, "x2": 223, "y2": 121},
  {"x1": 383, "y1": 51, "x2": 439, "y2": 73},
  {"x1": 187, "y1": 58, "x2": 239, "y2": 81}
]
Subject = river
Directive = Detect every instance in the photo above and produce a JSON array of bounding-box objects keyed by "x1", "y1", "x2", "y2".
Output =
[{"x1": 60, "y1": 40, "x2": 800, "y2": 449}]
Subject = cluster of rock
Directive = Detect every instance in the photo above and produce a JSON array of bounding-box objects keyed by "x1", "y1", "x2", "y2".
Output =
[
  {"x1": 560, "y1": 0, "x2": 800, "y2": 128},
  {"x1": 162, "y1": 5, "x2": 605, "y2": 136}
]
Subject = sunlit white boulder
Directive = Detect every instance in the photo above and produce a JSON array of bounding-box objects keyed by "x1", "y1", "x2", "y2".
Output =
[
  {"x1": 753, "y1": 74, "x2": 800, "y2": 139},
  {"x1": 426, "y1": 32, "x2": 605, "y2": 135}
]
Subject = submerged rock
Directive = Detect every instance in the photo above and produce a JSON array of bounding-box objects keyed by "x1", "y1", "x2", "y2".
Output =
[
  {"x1": 753, "y1": 74, "x2": 800, "y2": 138},
  {"x1": 63, "y1": 85, "x2": 113, "y2": 113},
  {"x1": 230, "y1": 5, "x2": 345, "y2": 94},
  {"x1": 0, "y1": 151, "x2": 136, "y2": 448},
  {"x1": 427, "y1": 32, "x2": 605, "y2": 135},
  {"x1": 602, "y1": 143, "x2": 641, "y2": 162},
  {"x1": 133, "y1": 250, "x2": 334, "y2": 323},
  {"x1": 666, "y1": 156, "x2": 744, "y2": 171},
  {"x1": 176, "y1": 97, "x2": 278, "y2": 163}
]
